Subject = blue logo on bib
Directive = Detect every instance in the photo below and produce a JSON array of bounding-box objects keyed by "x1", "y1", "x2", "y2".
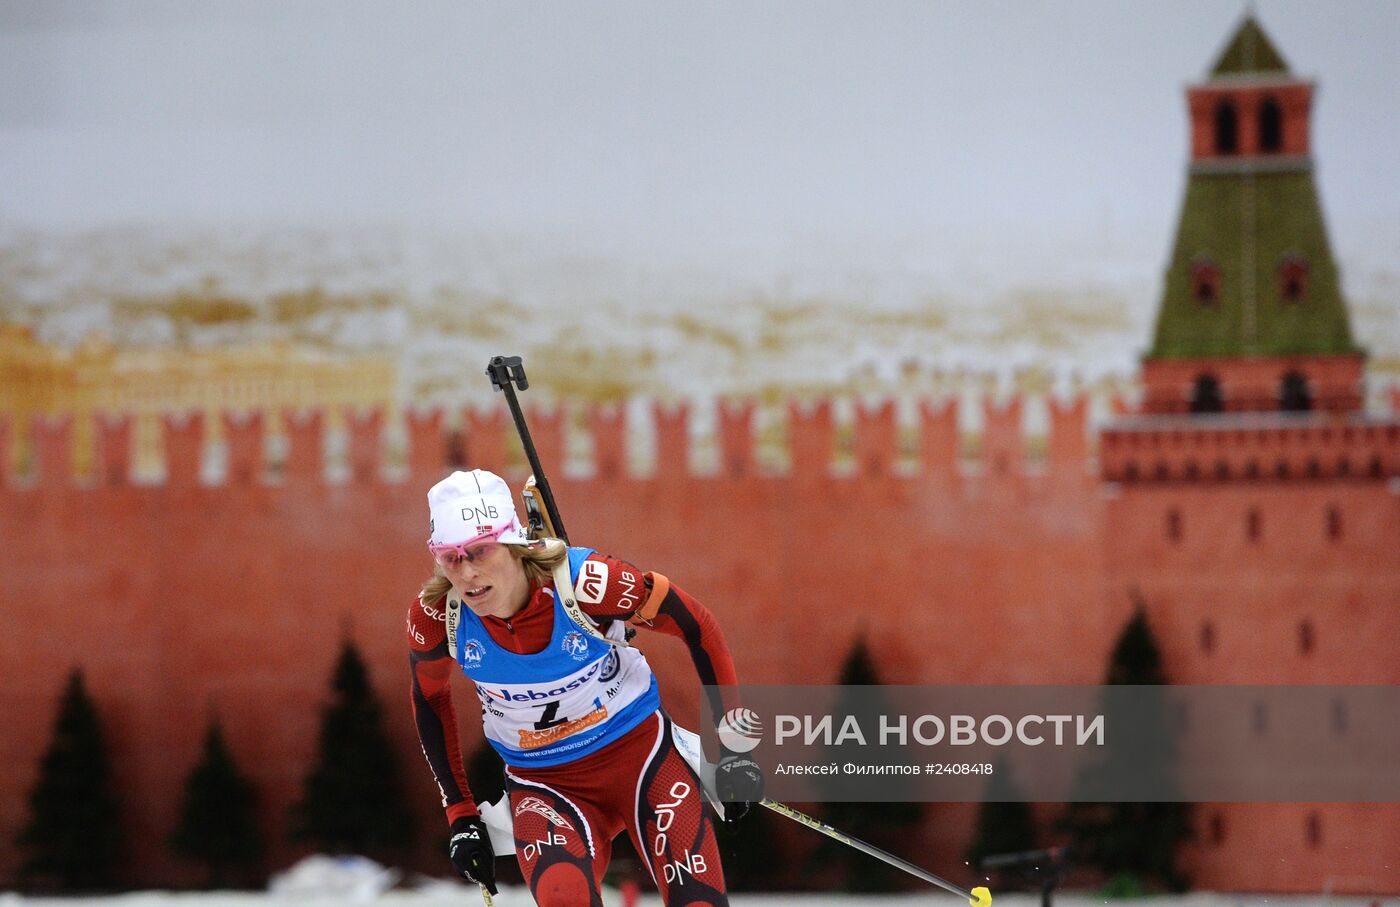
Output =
[
  {"x1": 562, "y1": 631, "x2": 590, "y2": 661},
  {"x1": 463, "y1": 638, "x2": 485, "y2": 669}
]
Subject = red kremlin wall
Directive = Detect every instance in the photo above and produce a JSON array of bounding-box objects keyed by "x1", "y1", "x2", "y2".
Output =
[
  {"x1": 1102, "y1": 402, "x2": 1400, "y2": 892},
  {"x1": 1, "y1": 393, "x2": 1398, "y2": 892}
]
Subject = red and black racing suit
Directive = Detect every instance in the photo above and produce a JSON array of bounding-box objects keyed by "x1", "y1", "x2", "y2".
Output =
[{"x1": 409, "y1": 552, "x2": 739, "y2": 906}]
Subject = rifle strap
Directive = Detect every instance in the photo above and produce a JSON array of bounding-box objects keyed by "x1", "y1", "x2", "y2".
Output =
[{"x1": 546, "y1": 539, "x2": 628, "y2": 648}]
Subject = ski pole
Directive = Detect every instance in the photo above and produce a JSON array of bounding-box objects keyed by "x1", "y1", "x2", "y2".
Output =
[
  {"x1": 485, "y1": 355, "x2": 569, "y2": 544},
  {"x1": 760, "y1": 799, "x2": 992, "y2": 906}
]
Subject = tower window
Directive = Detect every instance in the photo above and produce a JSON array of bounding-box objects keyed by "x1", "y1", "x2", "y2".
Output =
[
  {"x1": 1209, "y1": 812, "x2": 1226, "y2": 846},
  {"x1": 1167, "y1": 508, "x2": 1182, "y2": 542},
  {"x1": 1332, "y1": 699, "x2": 1349, "y2": 736},
  {"x1": 1305, "y1": 812, "x2": 1322, "y2": 849},
  {"x1": 1191, "y1": 259, "x2": 1222, "y2": 304},
  {"x1": 1279, "y1": 256, "x2": 1309, "y2": 302},
  {"x1": 1279, "y1": 371, "x2": 1312, "y2": 411},
  {"x1": 1199, "y1": 619, "x2": 1214, "y2": 654},
  {"x1": 1214, "y1": 98, "x2": 1239, "y2": 154},
  {"x1": 1326, "y1": 505, "x2": 1342, "y2": 540},
  {"x1": 1190, "y1": 374, "x2": 1224, "y2": 413},
  {"x1": 1246, "y1": 506, "x2": 1262, "y2": 542},
  {"x1": 1298, "y1": 619, "x2": 1315, "y2": 655},
  {"x1": 1259, "y1": 96, "x2": 1283, "y2": 152}
]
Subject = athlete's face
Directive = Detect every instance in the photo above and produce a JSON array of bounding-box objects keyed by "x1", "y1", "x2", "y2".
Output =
[{"x1": 437, "y1": 542, "x2": 531, "y2": 619}]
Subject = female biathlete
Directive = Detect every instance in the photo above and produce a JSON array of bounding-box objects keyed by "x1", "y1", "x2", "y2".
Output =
[{"x1": 408, "y1": 469, "x2": 763, "y2": 905}]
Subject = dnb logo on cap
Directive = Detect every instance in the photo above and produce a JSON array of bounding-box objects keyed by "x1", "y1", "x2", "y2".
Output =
[{"x1": 717, "y1": 707, "x2": 763, "y2": 753}]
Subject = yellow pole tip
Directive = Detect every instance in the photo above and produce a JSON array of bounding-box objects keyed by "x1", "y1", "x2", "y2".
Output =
[{"x1": 970, "y1": 886, "x2": 992, "y2": 907}]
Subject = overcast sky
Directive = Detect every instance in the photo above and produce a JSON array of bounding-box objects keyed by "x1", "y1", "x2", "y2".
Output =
[{"x1": 1, "y1": 0, "x2": 1397, "y2": 273}]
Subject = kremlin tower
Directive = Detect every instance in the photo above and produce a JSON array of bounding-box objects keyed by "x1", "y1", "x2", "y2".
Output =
[
  {"x1": 1141, "y1": 15, "x2": 1365, "y2": 416},
  {"x1": 1100, "y1": 15, "x2": 1400, "y2": 892}
]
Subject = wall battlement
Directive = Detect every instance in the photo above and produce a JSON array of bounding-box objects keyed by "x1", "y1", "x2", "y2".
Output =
[
  {"x1": 10, "y1": 388, "x2": 1398, "y2": 492},
  {"x1": 1101, "y1": 411, "x2": 1400, "y2": 484},
  {"x1": 2, "y1": 393, "x2": 1109, "y2": 491}
]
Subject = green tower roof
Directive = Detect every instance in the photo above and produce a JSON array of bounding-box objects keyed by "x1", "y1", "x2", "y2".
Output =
[
  {"x1": 1149, "y1": 171, "x2": 1360, "y2": 359},
  {"x1": 1150, "y1": 15, "x2": 1360, "y2": 361},
  {"x1": 1210, "y1": 15, "x2": 1290, "y2": 77}
]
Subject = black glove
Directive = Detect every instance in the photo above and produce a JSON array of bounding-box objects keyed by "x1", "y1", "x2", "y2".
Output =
[
  {"x1": 449, "y1": 815, "x2": 497, "y2": 894},
  {"x1": 714, "y1": 753, "x2": 764, "y2": 821}
]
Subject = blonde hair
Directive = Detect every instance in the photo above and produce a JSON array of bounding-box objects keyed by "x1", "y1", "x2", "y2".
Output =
[{"x1": 418, "y1": 541, "x2": 569, "y2": 610}]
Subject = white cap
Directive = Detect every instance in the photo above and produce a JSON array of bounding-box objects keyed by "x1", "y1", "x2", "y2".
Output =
[{"x1": 427, "y1": 469, "x2": 530, "y2": 547}]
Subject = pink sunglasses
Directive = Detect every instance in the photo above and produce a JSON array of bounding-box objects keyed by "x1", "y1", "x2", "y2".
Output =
[{"x1": 427, "y1": 524, "x2": 513, "y2": 566}]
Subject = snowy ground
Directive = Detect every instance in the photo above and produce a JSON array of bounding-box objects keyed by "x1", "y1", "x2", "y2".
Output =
[
  {"x1": 1, "y1": 856, "x2": 1394, "y2": 907},
  {"x1": 2, "y1": 226, "x2": 1397, "y2": 412},
  {"x1": 1, "y1": 858, "x2": 1392, "y2": 907}
]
